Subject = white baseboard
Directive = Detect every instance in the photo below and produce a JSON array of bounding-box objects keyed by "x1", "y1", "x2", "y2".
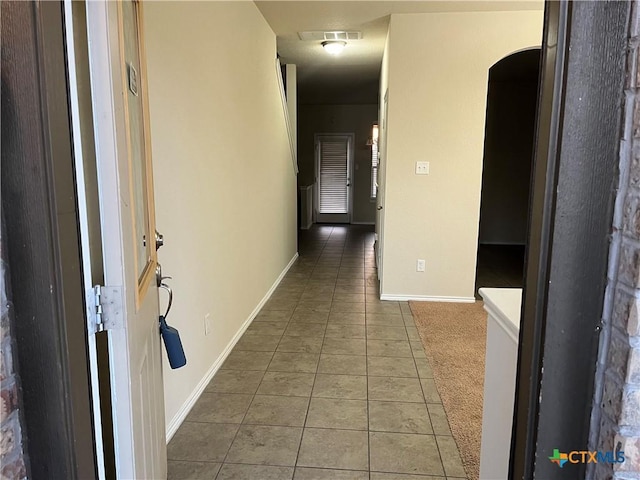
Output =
[
  {"x1": 301, "y1": 220, "x2": 313, "y2": 230},
  {"x1": 165, "y1": 252, "x2": 299, "y2": 442},
  {"x1": 380, "y1": 294, "x2": 476, "y2": 303},
  {"x1": 350, "y1": 221, "x2": 375, "y2": 225}
]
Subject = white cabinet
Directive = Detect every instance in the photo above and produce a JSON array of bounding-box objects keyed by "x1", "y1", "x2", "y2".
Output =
[{"x1": 479, "y1": 288, "x2": 523, "y2": 480}]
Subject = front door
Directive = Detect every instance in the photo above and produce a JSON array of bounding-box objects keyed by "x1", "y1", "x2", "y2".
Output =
[
  {"x1": 315, "y1": 134, "x2": 353, "y2": 223},
  {"x1": 82, "y1": 1, "x2": 166, "y2": 478}
]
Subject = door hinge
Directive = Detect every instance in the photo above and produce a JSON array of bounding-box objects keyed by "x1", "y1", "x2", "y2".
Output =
[{"x1": 91, "y1": 285, "x2": 124, "y2": 334}]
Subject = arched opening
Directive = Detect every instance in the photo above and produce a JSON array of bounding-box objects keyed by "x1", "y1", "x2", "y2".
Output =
[{"x1": 475, "y1": 48, "x2": 541, "y2": 297}]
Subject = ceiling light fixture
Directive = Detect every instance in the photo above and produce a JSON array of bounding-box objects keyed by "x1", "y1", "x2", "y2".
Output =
[{"x1": 322, "y1": 41, "x2": 346, "y2": 55}]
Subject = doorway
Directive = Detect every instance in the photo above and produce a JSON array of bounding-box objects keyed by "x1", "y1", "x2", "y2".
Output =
[
  {"x1": 314, "y1": 133, "x2": 354, "y2": 223},
  {"x1": 376, "y1": 90, "x2": 388, "y2": 283},
  {"x1": 474, "y1": 49, "x2": 541, "y2": 298}
]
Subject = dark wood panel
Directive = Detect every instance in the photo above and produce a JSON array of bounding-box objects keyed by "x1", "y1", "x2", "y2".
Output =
[
  {"x1": 1, "y1": 1, "x2": 97, "y2": 478},
  {"x1": 512, "y1": 1, "x2": 630, "y2": 478}
]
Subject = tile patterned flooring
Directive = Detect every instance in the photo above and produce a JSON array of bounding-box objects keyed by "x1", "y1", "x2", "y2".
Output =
[{"x1": 168, "y1": 225, "x2": 467, "y2": 480}]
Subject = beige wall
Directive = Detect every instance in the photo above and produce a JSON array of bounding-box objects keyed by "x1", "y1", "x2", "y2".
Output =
[
  {"x1": 298, "y1": 104, "x2": 379, "y2": 224},
  {"x1": 380, "y1": 10, "x2": 543, "y2": 300},
  {"x1": 143, "y1": 1, "x2": 297, "y2": 435}
]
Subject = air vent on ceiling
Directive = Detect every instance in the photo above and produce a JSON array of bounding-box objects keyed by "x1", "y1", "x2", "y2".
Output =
[{"x1": 298, "y1": 31, "x2": 362, "y2": 41}]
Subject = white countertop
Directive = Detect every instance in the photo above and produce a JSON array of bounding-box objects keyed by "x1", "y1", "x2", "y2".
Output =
[{"x1": 479, "y1": 287, "x2": 523, "y2": 343}]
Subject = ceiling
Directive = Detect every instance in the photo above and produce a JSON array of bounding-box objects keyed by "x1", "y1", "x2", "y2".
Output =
[{"x1": 256, "y1": 1, "x2": 543, "y2": 104}]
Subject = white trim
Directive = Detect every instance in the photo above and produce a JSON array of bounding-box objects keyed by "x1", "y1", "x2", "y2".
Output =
[
  {"x1": 380, "y1": 294, "x2": 476, "y2": 303},
  {"x1": 165, "y1": 252, "x2": 299, "y2": 441},
  {"x1": 275, "y1": 59, "x2": 297, "y2": 174},
  {"x1": 479, "y1": 288, "x2": 523, "y2": 344},
  {"x1": 350, "y1": 221, "x2": 375, "y2": 225},
  {"x1": 285, "y1": 64, "x2": 297, "y2": 156},
  {"x1": 85, "y1": 3, "x2": 137, "y2": 477},
  {"x1": 63, "y1": 2, "x2": 106, "y2": 478}
]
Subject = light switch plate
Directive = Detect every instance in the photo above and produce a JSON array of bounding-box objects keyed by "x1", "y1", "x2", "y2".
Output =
[{"x1": 416, "y1": 161, "x2": 430, "y2": 175}]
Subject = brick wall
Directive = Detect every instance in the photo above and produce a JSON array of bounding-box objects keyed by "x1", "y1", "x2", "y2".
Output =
[
  {"x1": 590, "y1": 2, "x2": 640, "y2": 478},
  {"x1": 0, "y1": 218, "x2": 28, "y2": 479}
]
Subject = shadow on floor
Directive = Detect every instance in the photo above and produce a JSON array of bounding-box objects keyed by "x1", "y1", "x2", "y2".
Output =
[{"x1": 474, "y1": 244, "x2": 525, "y2": 299}]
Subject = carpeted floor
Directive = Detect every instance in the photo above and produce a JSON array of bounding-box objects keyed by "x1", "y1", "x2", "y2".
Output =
[{"x1": 409, "y1": 301, "x2": 488, "y2": 480}]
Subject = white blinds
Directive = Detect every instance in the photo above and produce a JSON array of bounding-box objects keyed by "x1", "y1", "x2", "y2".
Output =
[
  {"x1": 371, "y1": 141, "x2": 378, "y2": 198},
  {"x1": 318, "y1": 138, "x2": 349, "y2": 214}
]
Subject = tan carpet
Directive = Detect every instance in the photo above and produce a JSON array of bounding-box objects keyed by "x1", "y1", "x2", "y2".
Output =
[{"x1": 410, "y1": 301, "x2": 487, "y2": 480}]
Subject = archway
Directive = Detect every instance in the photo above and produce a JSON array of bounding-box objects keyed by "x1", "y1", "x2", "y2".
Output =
[{"x1": 475, "y1": 48, "x2": 541, "y2": 297}]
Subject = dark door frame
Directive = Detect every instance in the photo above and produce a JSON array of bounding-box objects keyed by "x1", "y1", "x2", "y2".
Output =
[
  {"x1": 1, "y1": 1, "x2": 97, "y2": 478},
  {"x1": 511, "y1": 1, "x2": 631, "y2": 478}
]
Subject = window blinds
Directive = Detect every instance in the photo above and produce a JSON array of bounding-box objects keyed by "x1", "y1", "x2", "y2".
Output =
[
  {"x1": 371, "y1": 142, "x2": 378, "y2": 198},
  {"x1": 318, "y1": 138, "x2": 349, "y2": 214}
]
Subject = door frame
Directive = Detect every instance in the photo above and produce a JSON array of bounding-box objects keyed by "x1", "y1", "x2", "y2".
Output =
[
  {"x1": 314, "y1": 133, "x2": 355, "y2": 224},
  {"x1": 83, "y1": 4, "x2": 139, "y2": 476},
  {"x1": 376, "y1": 89, "x2": 389, "y2": 290},
  {"x1": 1, "y1": 1, "x2": 98, "y2": 478},
  {"x1": 510, "y1": 1, "x2": 630, "y2": 478}
]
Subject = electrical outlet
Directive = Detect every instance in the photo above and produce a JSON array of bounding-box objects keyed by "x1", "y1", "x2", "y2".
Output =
[
  {"x1": 204, "y1": 313, "x2": 211, "y2": 336},
  {"x1": 416, "y1": 259, "x2": 426, "y2": 272},
  {"x1": 415, "y1": 161, "x2": 430, "y2": 175}
]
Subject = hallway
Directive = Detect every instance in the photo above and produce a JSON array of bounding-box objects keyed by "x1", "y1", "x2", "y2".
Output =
[{"x1": 167, "y1": 225, "x2": 466, "y2": 479}]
